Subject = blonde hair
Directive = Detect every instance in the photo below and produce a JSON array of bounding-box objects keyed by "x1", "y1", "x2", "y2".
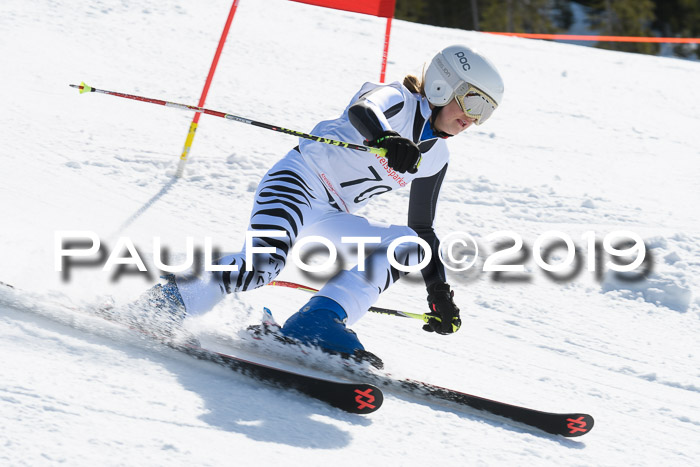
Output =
[{"x1": 403, "y1": 74, "x2": 425, "y2": 96}]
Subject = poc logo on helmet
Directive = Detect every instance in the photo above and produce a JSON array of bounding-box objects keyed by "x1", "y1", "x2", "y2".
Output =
[{"x1": 454, "y1": 51, "x2": 471, "y2": 71}]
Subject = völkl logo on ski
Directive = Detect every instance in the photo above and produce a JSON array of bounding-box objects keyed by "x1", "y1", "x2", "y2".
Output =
[
  {"x1": 566, "y1": 416, "x2": 589, "y2": 435},
  {"x1": 354, "y1": 388, "x2": 377, "y2": 410}
]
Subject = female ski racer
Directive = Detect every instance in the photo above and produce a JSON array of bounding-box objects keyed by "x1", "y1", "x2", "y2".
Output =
[{"x1": 137, "y1": 44, "x2": 504, "y2": 363}]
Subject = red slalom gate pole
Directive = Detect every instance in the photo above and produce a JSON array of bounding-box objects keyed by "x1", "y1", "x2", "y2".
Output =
[
  {"x1": 176, "y1": 0, "x2": 240, "y2": 178},
  {"x1": 379, "y1": 17, "x2": 392, "y2": 83}
]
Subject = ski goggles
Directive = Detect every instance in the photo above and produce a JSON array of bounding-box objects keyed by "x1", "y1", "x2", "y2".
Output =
[{"x1": 455, "y1": 85, "x2": 498, "y2": 125}]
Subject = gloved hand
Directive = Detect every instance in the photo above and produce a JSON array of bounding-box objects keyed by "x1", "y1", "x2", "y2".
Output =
[
  {"x1": 423, "y1": 282, "x2": 461, "y2": 335},
  {"x1": 367, "y1": 130, "x2": 421, "y2": 174}
]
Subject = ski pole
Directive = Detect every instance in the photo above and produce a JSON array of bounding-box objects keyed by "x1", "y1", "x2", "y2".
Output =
[
  {"x1": 70, "y1": 83, "x2": 388, "y2": 158},
  {"x1": 268, "y1": 280, "x2": 435, "y2": 323}
]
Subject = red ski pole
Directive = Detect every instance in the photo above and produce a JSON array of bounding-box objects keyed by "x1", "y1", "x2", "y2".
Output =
[{"x1": 70, "y1": 83, "x2": 388, "y2": 158}]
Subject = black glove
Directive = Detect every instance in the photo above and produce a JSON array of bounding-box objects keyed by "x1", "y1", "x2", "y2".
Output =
[
  {"x1": 423, "y1": 282, "x2": 462, "y2": 335},
  {"x1": 367, "y1": 130, "x2": 421, "y2": 174}
]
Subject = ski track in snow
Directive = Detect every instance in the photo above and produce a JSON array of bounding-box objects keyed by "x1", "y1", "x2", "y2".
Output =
[{"x1": 2, "y1": 0, "x2": 700, "y2": 465}]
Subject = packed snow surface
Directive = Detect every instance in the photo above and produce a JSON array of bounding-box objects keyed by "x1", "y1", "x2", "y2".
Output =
[{"x1": 1, "y1": 0, "x2": 699, "y2": 465}]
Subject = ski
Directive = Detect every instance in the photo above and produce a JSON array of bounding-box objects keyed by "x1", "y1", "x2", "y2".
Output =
[
  {"x1": 365, "y1": 375, "x2": 593, "y2": 437},
  {"x1": 247, "y1": 309, "x2": 594, "y2": 437},
  {"x1": 1, "y1": 280, "x2": 592, "y2": 431},
  {"x1": 173, "y1": 342, "x2": 383, "y2": 415},
  {"x1": 0, "y1": 281, "x2": 383, "y2": 415}
]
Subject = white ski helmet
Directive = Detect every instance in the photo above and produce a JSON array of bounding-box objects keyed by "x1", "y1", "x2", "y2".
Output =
[{"x1": 424, "y1": 44, "x2": 504, "y2": 109}]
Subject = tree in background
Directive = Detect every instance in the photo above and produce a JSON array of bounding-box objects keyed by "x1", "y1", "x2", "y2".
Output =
[
  {"x1": 395, "y1": 0, "x2": 577, "y2": 33},
  {"x1": 652, "y1": 0, "x2": 700, "y2": 59},
  {"x1": 394, "y1": 0, "x2": 698, "y2": 59},
  {"x1": 479, "y1": 0, "x2": 561, "y2": 33},
  {"x1": 552, "y1": 0, "x2": 575, "y2": 30},
  {"x1": 394, "y1": 0, "x2": 479, "y2": 31},
  {"x1": 585, "y1": 0, "x2": 659, "y2": 54}
]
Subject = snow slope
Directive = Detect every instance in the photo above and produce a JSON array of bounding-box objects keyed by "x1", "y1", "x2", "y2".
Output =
[{"x1": 1, "y1": 0, "x2": 699, "y2": 465}]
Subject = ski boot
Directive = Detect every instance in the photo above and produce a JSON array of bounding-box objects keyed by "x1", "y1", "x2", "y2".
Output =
[
  {"x1": 122, "y1": 275, "x2": 199, "y2": 347},
  {"x1": 280, "y1": 296, "x2": 383, "y2": 369}
]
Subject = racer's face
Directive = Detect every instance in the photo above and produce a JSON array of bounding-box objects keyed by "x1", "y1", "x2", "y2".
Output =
[{"x1": 433, "y1": 99, "x2": 475, "y2": 136}]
